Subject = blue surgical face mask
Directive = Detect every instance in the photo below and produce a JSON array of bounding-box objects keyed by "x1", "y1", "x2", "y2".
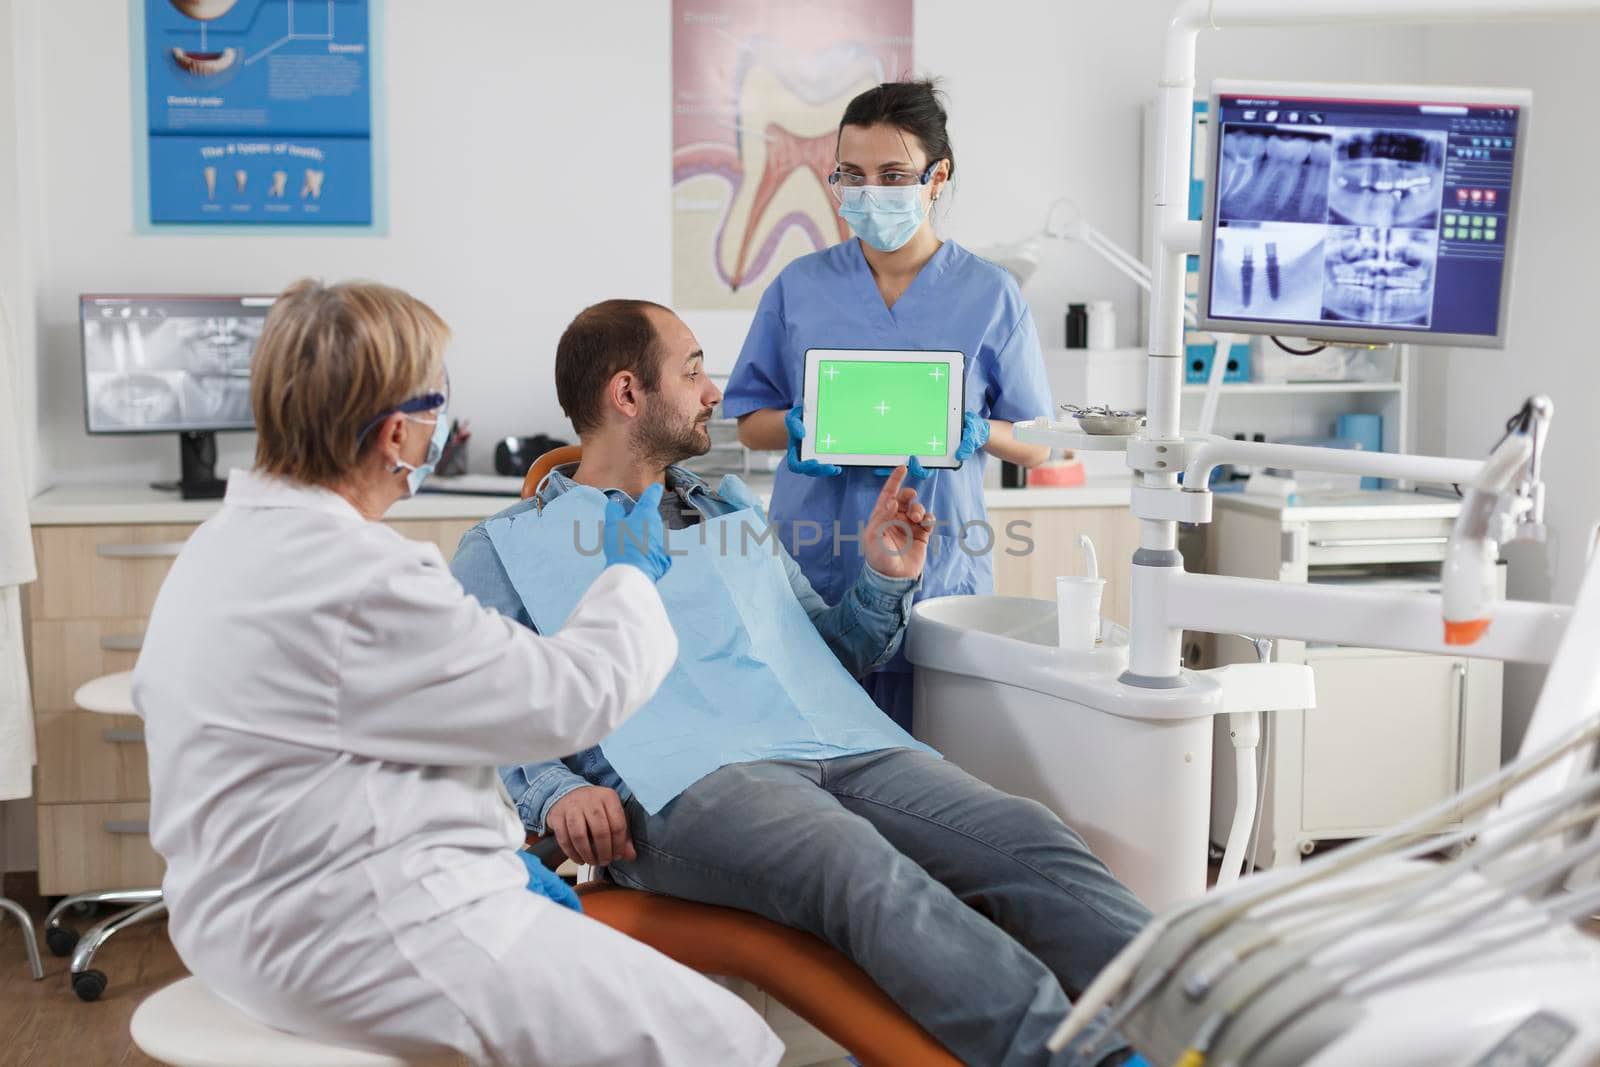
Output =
[
  {"x1": 837, "y1": 184, "x2": 926, "y2": 253},
  {"x1": 394, "y1": 404, "x2": 450, "y2": 496}
]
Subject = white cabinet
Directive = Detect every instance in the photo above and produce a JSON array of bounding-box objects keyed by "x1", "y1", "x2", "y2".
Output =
[{"x1": 1202, "y1": 490, "x2": 1503, "y2": 866}]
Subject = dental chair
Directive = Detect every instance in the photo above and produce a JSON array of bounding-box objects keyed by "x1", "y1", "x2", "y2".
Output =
[{"x1": 518, "y1": 448, "x2": 961, "y2": 1067}]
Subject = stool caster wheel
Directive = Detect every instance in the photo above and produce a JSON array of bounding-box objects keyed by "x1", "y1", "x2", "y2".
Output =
[
  {"x1": 72, "y1": 970, "x2": 108, "y2": 1002},
  {"x1": 46, "y1": 926, "x2": 78, "y2": 958}
]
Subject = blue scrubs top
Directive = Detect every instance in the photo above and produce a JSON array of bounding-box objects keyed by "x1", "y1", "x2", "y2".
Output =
[{"x1": 723, "y1": 237, "x2": 1054, "y2": 679}]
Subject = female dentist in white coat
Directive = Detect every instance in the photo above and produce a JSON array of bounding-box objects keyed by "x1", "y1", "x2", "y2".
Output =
[{"x1": 132, "y1": 280, "x2": 782, "y2": 1067}]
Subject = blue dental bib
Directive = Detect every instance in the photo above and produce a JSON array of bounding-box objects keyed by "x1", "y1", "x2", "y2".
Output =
[{"x1": 484, "y1": 480, "x2": 931, "y2": 813}]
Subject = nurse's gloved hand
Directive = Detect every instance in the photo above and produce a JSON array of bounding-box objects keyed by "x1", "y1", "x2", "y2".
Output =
[
  {"x1": 954, "y1": 411, "x2": 990, "y2": 462},
  {"x1": 785, "y1": 404, "x2": 842, "y2": 478},
  {"x1": 875, "y1": 455, "x2": 931, "y2": 480},
  {"x1": 603, "y1": 483, "x2": 672, "y2": 582}
]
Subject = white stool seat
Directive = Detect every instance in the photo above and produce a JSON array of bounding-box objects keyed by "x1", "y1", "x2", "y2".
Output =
[
  {"x1": 131, "y1": 978, "x2": 413, "y2": 1067},
  {"x1": 73, "y1": 671, "x2": 135, "y2": 716}
]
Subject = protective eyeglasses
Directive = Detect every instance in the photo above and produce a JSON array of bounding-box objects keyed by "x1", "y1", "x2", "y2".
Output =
[
  {"x1": 355, "y1": 371, "x2": 451, "y2": 445},
  {"x1": 826, "y1": 160, "x2": 940, "y2": 199}
]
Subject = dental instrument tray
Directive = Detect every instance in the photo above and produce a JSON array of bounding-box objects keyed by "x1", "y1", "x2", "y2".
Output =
[
  {"x1": 1062, "y1": 404, "x2": 1145, "y2": 436},
  {"x1": 800, "y1": 348, "x2": 965, "y2": 469}
]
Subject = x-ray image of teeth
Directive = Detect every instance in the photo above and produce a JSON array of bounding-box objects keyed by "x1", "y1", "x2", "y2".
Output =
[
  {"x1": 300, "y1": 169, "x2": 325, "y2": 199},
  {"x1": 1321, "y1": 226, "x2": 1439, "y2": 326},
  {"x1": 1329, "y1": 129, "x2": 1447, "y2": 229},
  {"x1": 269, "y1": 171, "x2": 288, "y2": 198},
  {"x1": 1217, "y1": 125, "x2": 1333, "y2": 225},
  {"x1": 83, "y1": 316, "x2": 259, "y2": 430},
  {"x1": 1210, "y1": 223, "x2": 1327, "y2": 322}
]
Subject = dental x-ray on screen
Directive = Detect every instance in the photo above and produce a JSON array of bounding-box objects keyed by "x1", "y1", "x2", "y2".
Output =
[{"x1": 1198, "y1": 81, "x2": 1530, "y2": 348}]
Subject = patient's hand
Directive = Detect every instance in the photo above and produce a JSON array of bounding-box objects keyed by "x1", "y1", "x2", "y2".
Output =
[
  {"x1": 864, "y1": 466, "x2": 933, "y2": 581},
  {"x1": 548, "y1": 785, "x2": 636, "y2": 866}
]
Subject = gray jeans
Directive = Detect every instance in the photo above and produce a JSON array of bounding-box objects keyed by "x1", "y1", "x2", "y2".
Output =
[{"x1": 606, "y1": 748, "x2": 1150, "y2": 1067}]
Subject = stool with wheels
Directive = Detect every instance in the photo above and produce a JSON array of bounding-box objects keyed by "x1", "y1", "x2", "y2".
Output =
[{"x1": 42, "y1": 670, "x2": 168, "y2": 1001}]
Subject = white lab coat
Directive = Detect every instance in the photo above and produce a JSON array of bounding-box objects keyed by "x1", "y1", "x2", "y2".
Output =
[
  {"x1": 132, "y1": 469, "x2": 782, "y2": 1067},
  {"x1": 0, "y1": 303, "x2": 36, "y2": 803}
]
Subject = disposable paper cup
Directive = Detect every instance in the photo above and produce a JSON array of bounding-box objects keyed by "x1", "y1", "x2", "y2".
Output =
[{"x1": 1056, "y1": 576, "x2": 1105, "y2": 653}]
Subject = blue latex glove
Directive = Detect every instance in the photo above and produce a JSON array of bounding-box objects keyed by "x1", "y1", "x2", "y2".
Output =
[
  {"x1": 954, "y1": 410, "x2": 991, "y2": 461},
  {"x1": 603, "y1": 482, "x2": 672, "y2": 582},
  {"x1": 874, "y1": 455, "x2": 931, "y2": 481},
  {"x1": 785, "y1": 405, "x2": 843, "y2": 478},
  {"x1": 517, "y1": 850, "x2": 582, "y2": 913}
]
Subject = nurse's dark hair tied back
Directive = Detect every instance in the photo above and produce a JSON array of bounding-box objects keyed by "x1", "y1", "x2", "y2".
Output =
[{"x1": 839, "y1": 78, "x2": 955, "y2": 182}]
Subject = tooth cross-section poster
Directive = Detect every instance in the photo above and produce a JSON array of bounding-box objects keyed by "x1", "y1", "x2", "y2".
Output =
[
  {"x1": 139, "y1": 0, "x2": 377, "y2": 228},
  {"x1": 672, "y1": 0, "x2": 913, "y2": 309}
]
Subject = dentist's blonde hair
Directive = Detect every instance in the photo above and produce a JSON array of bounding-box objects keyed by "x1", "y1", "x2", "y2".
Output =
[{"x1": 251, "y1": 278, "x2": 449, "y2": 486}]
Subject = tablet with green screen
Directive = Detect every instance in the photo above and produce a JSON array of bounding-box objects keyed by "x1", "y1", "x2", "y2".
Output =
[{"x1": 800, "y1": 349, "x2": 965, "y2": 469}]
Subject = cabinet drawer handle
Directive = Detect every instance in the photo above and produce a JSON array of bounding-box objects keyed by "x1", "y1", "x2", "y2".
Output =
[
  {"x1": 101, "y1": 728, "x2": 145, "y2": 744},
  {"x1": 96, "y1": 542, "x2": 185, "y2": 560},
  {"x1": 1308, "y1": 536, "x2": 1449, "y2": 549},
  {"x1": 100, "y1": 633, "x2": 144, "y2": 652},
  {"x1": 103, "y1": 820, "x2": 149, "y2": 835}
]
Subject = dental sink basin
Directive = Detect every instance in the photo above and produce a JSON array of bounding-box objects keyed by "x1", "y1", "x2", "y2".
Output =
[{"x1": 906, "y1": 594, "x2": 1220, "y2": 911}]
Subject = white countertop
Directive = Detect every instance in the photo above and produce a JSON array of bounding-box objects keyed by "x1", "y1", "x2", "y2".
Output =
[
  {"x1": 31, "y1": 476, "x2": 1134, "y2": 526},
  {"x1": 1213, "y1": 488, "x2": 1462, "y2": 522}
]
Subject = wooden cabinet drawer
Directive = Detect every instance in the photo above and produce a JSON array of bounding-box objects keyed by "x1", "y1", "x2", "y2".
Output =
[
  {"x1": 37, "y1": 802, "x2": 165, "y2": 895},
  {"x1": 35, "y1": 711, "x2": 150, "y2": 804},
  {"x1": 28, "y1": 619, "x2": 144, "y2": 713},
  {"x1": 28, "y1": 525, "x2": 197, "y2": 621}
]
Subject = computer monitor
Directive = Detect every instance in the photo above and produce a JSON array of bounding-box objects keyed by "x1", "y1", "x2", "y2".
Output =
[
  {"x1": 1197, "y1": 81, "x2": 1530, "y2": 348},
  {"x1": 80, "y1": 294, "x2": 276, "y2": 498}
]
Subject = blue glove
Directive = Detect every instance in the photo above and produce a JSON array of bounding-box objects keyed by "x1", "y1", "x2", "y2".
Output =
[
  {"x1": 517, "y1": 850, "x2": 582, "y2": 913},
  {"x1": 874, "y1": 455, "x2": 932, "y2": 481},
  {"x1": 954, "y1": 410, "x2": 990, "y2": 461},
  {"x1": 785, "y1": 405, "x2": 842, "y2": 478},
  {"x1": 603, "y1": 482, "x2": 671, "y2": 582}
]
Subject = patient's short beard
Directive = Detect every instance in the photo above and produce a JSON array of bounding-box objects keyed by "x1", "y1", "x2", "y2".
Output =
[{"x1": 632, "y1": 398, "x2": 710, "y2": 467}]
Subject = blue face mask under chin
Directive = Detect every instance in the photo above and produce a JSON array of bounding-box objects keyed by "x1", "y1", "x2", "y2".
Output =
[
  {"x1": 837, "y1": 185, "x2": 927, "y2": 253},
  {"x1": 395, "y1": 405, "x2": 451, "y2": 496}
]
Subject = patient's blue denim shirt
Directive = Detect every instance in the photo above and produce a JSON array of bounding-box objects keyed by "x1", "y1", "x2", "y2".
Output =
[{"x1": 450, "y1": 464, "x2": 918, "y2": 834}]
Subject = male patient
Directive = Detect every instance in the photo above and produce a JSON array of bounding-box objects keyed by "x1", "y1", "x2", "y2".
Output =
[{"x1": 452, "y1": 299, "x2": 1149, "y2": 1067}]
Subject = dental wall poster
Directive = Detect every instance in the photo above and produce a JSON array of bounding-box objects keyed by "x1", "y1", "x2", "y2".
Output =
[
  {"x1": 672, "y1": 0, "x2": 913, "y2": 309},
  {"x1": 137, "y1": 0, "x2": 379, "y2": 229}
]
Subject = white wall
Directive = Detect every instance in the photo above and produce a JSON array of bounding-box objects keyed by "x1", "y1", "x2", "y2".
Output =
[
  {"x1": 14, "y1": 0, "x2": 1429, "y2": 490},
  {"x1": 1415, "y1": 16, "x2": 1600, "y2": 758}
]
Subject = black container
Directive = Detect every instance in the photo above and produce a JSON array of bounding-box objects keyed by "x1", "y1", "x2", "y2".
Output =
[
  {"x1": 1065, "y1": 303, "x2": 1089, "y2": 349},
  {"x1": 1001, "y1": 461, "x2": 1028, "y2": 488}
]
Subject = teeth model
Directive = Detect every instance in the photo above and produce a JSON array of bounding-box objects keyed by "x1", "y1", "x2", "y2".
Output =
[
  {"x1": 269, "y1": 171, "x2": 288, "y2": 198},
  {"x1": 203, "y1": 166, "x2": 217, "y2": 200},
  {"x1": 168, "y1": 0, "x2": 239, "y2": 18},
  {"x1": 171, "y1": 46, "x2": 237, "y2": 76},
  {"x1": 234, "y1": 170, "x2": 248, "y2": 195},
  {"x1": 300, "y1": 169, "x2": 325, "y2": 200}
]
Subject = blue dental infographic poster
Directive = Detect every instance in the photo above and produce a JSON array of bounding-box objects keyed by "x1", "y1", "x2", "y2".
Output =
[{"x1": 140, "y1": 0, "x2": 376, "y2": 227}]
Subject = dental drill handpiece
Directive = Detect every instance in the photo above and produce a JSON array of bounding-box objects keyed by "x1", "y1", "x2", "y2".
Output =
[
  {"x1": 1241, "y1": 247, "x2": 1255, "y2": 307},
  {"x1": 1266, "y1": 242, "x2": 1280, "y2": 301}
]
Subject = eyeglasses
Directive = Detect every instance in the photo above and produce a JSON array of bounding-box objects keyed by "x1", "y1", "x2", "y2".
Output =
[
  {"x1": 827, "y1": 160, "x2": 940, "y2": 199},
  {"x1": 355, "y1": 371, "x2": 450, "y2": 445}
]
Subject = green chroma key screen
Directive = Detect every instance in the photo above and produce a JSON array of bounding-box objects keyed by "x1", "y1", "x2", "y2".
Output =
[{"x1": 814, "y1": 359, "x2": 951, "y2": 456}]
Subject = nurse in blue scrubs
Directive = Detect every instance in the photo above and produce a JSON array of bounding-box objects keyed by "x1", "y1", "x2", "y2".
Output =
[{"x1": 724, "y1": 79, "x2": 1055, "y2": 730}]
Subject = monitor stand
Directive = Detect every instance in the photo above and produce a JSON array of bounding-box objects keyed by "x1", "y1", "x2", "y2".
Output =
[{"x1": 177, "y1": 431, "x2": 228, "y2": 500}]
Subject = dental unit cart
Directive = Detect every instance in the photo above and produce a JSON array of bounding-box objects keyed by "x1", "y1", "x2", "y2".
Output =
[{"x1": 1200, "y1": 489, "x2": 1504, "y2": 868}]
